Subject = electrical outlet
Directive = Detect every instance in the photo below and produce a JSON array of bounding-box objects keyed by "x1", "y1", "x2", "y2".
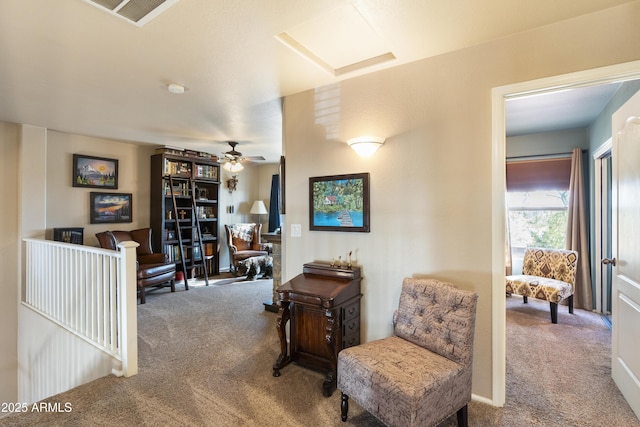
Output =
[{"x1": 291, "y1": 224, "x2": 302, "y2": 237}]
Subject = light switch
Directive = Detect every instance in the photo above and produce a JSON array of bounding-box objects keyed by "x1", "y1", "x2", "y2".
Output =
[{"x1": 291, "y1": 224, "x2": 302, "y2": 237}]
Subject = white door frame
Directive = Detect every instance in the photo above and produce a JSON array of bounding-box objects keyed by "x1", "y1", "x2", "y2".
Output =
[
  {"x1": 593, "y1": 139, "x2": 612, "y2": 314},
  {"x1": 491, "y1": 60, "x2": 640, "y2": 406}
]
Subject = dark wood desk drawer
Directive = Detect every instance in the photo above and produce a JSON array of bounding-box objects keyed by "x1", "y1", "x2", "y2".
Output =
[
  {"x1": 343, "y1": 300, "x2": 360, "y2": 321},
  {"x1": 343, "y1": 331, "x2": 360, "y2": 348},
  {"x1": 289, "y1": 293, "x2": 322, "y2": 306},
  {"x1": 343, "y1": 317, "x2": 360, "y2": 336}
]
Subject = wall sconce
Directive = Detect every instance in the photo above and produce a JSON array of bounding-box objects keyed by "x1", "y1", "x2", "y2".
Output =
[
  {"x1": 347, "y1": 136, "x2": 386, "y2": 157},
  {"x1": 226, "y1": 175, "x2": 238, "y2": 193}
]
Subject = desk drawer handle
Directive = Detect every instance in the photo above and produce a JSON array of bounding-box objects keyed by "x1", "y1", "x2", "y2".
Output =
[{"x1": 345, "y1": 320, "x2": 359, "y2": 331}]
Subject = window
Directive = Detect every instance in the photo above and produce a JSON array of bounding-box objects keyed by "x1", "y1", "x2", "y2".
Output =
[
  {"x1": 506, "y1": 156, "x2": 572, "y2": 273},
  {"x1": 507, "y1": 190, "x2": 569, "y2": 274}
]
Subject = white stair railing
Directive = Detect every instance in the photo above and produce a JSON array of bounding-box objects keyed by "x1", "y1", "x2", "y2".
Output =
[{"x1": 23, "y1": 238, "x2": 139, "y2": 377}]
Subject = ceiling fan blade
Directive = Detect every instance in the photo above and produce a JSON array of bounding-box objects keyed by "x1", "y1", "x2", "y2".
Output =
[{"x1": 244, "y1": 156, "x2": 265, "y2": 161}]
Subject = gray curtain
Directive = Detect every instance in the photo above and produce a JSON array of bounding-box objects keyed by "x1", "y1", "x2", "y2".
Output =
[{"x1": 566, "y1": 148, "x2": 593, "y2": 310}]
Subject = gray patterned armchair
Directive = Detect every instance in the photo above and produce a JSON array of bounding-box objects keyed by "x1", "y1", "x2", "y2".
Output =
[{"x1": 337, "y1": 278, "x2": 478, "y2": 427}]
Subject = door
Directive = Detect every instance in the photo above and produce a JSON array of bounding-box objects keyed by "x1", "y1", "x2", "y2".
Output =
[
  {"x1": 593, "y1": 144, "x2": 613, "y2": 323},
  {"x1": 611, "y1": 90, "x2": 640, "y2": 419}
]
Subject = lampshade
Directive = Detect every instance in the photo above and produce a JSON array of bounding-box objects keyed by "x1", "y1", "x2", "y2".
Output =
[
  {"x1": 223, "y1": 161, "x2": 244, "y2": 173},
  {"x1": 250, "y1": 200, "x2": 268, "y2": 215},
  {"x1": 347, "y1": 136, "x2": 385, "y2": 157}
]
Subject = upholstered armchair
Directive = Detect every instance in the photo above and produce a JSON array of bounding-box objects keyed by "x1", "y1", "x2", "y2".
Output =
[
  {"x1": 95, "y1": 228, "x2": 176, "y2": 304},
  {"x1": 506, "y1": 247, "x2": 578, "y2": 323},
  {"x1": 337, "y1": 278, "x2": 478, "y2": 427},
  {"x1": 224, "y1": 223, "x2": 268, "y2": 275}
]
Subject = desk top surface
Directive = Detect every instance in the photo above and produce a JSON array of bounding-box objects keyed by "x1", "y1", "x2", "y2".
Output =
[{"x1": 278, "y1": 263, "x2": 361, "y2": 305}]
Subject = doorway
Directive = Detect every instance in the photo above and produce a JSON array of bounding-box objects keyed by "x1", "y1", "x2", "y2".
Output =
[
  {"x1": 593, "y1": 141, "x2": 613, "y2": 327},
  {"x1": 491, "y1": 60, "x2": 640, "y2": 407}
]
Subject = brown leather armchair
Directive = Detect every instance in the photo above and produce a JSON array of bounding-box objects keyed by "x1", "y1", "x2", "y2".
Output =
[
  {"x1": 96, "y1": 228, "x2": 176, "y2": 304},
  {"x1": 224, "y1": 223, "x2": 268, "y2": 275}
]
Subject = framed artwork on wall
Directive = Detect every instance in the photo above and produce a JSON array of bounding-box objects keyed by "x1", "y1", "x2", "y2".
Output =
[
  {"x1": 89, "y1": 192, "x2": 132, "y2": 224},
  {"x1": 309, "y1": 172, "x2": 370, "y2": 232},
  {"x1": 73, "y1": 154, "x2": 118, "y2": 189}
]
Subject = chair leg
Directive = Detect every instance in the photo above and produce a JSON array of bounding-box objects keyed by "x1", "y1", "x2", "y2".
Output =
[
  {"x1": 523, "y1": 296, "x2": 528, "y2": 304},
  {"x1": 230, "y1": 263, "x2": 238, "y2": 277},
  {"x1": 568, "y1": 295, "x2": 574, "y2": 314},
  {"x1": 139, "y1": 287, "x2": 146, "y2": 304},
  {"x1": 550, "y1": 302, "x2": 558, "y2": 323},
  {"x1": 170, "y1": 279, "x2": 176, "y2": 293},
  {"x1": 456, "y1": 405, "x2": 468, "y2": 427},
  {"x1": 341, "y1": 393, "x2": 349, "y2": 422}
]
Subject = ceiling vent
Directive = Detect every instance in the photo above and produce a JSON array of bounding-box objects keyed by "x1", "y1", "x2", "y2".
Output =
[{"x1": 84, "y1": 0, "x2": 180, "y2": 27}]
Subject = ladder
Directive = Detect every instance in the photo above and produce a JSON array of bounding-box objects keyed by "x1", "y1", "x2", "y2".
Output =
[{"x1": 169, "y1": 176, "x2": 209, "y2": 287}]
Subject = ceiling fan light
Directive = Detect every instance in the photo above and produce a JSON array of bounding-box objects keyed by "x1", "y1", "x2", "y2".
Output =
[
  {"x1": 223, "y1": 161, "x2": 244, "y2": 173},
  {"x1": 347, "y1": 136, "x2": 385, "y2": 157}
]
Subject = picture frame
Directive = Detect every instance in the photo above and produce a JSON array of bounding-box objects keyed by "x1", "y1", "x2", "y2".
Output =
[
  {"x1": 309, "y1": 172, "x2": 370, "y2": 232},
  {"x1": 89, "y1": 192, "x2": 132, "y2": 224},
  {"x1": 73, "y1": 154, "x2": 118, "y2": 189}
]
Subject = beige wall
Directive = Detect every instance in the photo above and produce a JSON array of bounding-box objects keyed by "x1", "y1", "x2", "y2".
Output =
[
  {"x1": 217, "y1": 163, "x2": 280, "y2": 271},
  {"x1": 283, "y1": 1, "x2": 640, "y2": 402},
  {"x1": 46, "y1": 131, "x2": 156, "y2": 247},
  {"x1": 0, "y1": 121, "x2": 19, "y2": 403}
]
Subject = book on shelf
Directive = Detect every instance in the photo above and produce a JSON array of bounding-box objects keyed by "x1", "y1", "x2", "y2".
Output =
[
  {"x1": 163, "y1": 159, "x2": 192, "y2": 176},
  {"x1": 204, "y1": 242, "x2": 215, "y2": 257},
  {"x1": 194, "y1": 164, "x2": 219, "y2": 180},
  {"x1": 164, "y1": 244, "x2": 182, "y2": 262},
  {"x1": 155, "y1": 145, "x2": 184, "y2": 156}
]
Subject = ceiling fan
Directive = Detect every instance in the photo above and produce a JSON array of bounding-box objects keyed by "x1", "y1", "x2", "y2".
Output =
[{"x1": 220, "y1": 141, "x2": 265, "y2": 173}]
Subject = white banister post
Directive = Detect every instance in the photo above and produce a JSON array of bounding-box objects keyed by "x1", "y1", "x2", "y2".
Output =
[{"x1": 118, "y1": 241, "x2": 139, "y2": 377}]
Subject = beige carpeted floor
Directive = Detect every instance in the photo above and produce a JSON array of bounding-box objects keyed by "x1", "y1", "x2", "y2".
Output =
[{"x1": 2, "y1": 278, "x2": 638, "y2": 426}]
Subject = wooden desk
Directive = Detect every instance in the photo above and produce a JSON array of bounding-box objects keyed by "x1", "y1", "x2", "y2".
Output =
[{"x1": 273, "y1": 262, "x2": 361, "y2": 397}]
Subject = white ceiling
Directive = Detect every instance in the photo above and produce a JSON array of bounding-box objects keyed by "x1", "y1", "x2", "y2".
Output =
[
  {"x1": 506, "y1": 82, "x2": 623, "y2": 136},
  {"x1": 0, "y1": 0, "x2": 634, "y2": 162}
]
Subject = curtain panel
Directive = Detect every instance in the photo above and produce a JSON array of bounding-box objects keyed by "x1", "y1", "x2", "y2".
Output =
[{"x1": 566, "y1": 148, "x2": 593, "y2": 310}]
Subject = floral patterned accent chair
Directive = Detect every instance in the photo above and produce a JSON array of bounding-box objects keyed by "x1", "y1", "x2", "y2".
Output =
[
  {"x1": 505, "y1": 247, "x2": 578, "y2": 324},
  {"x1": 224, "y1": 223, "x2": 268, "y2": 276},
  {"x1": 337, "y1": 278, "x2": 478, "y2": 427}
]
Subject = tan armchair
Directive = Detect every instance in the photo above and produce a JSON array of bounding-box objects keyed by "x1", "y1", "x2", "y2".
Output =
[
  {"x1": 224, "y1": 223, "x2": 268, "y2": 275},
  {"x1": 338, "y1": 278, "x2": 478, "y2": 427},
  {"x1": 96, "y1": 228, "x2": 176, "y2": 304}
]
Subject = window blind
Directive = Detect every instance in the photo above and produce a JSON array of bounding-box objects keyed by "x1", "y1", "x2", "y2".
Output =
[{"x1": 506, "y1": 157, "x2": 572, "y2": 191}]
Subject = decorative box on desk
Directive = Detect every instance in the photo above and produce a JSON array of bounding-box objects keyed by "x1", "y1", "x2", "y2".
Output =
[{"x1": 273, "y1": 262, "x2": 362, "y2": 397}]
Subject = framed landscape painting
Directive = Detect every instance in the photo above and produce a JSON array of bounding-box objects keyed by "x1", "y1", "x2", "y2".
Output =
[
  {"x1": 309, "y1": 172, "x2": 370, "y2": 232},
  {"x1": 90, "y1": 192, "x2": 132, "y2": 224},
  {"x1": 73, "y1": 154, "x2": 118, "y2": 189}
]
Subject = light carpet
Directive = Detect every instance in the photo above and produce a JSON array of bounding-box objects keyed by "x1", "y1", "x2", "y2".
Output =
[{"x1": 2, "y1": 280, "x2": 638, "y2": 426}]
